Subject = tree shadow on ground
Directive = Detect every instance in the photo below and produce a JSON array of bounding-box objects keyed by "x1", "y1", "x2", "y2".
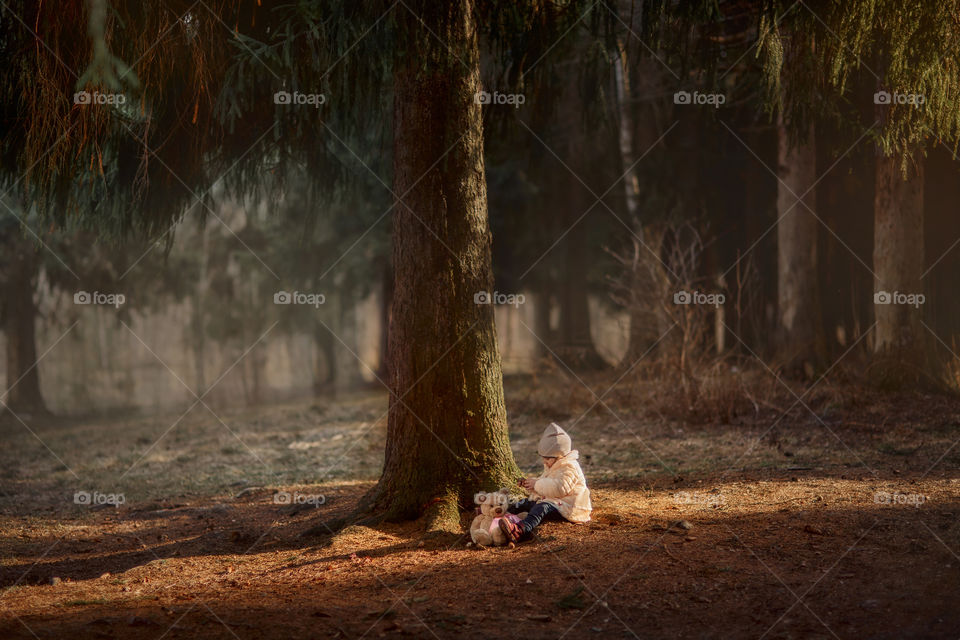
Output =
[{"x1": 1, "y1": 497, "x2": 958, "y2": 639}]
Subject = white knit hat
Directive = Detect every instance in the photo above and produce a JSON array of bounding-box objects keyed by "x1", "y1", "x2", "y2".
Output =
[{"x1": 538, "y1": 422, "x2": 572, "y2": 457}]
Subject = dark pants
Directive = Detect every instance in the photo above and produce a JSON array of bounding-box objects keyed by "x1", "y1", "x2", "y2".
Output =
[{"x1": 508, "y1": 498, "x2": 561, "y2": 538}]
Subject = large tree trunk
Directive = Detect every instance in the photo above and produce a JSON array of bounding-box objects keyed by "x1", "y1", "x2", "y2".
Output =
[
  {"x1": 872, "y1": 153, "x2": 930, "y2": 386},
  {"x1": 358, "y1": 0, "x2": 518, "y2": 529},
  {"x1": 776, "y1": 116, "x2": 824, "y2": 373},
  {"x1": 3, "y1": 255, "x2": 47, "y2": 415}
]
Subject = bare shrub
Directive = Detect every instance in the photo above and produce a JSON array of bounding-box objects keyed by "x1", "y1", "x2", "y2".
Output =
[{"x1": 605, "y1": 218, "x2": 810, "y2": 423}]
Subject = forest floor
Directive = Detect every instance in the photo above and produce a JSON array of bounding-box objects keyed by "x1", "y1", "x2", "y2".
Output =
[{"x1": 1, "y1": 369, "x2": 959, "y2": 639}]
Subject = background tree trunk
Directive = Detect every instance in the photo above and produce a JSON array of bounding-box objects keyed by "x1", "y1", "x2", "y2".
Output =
[
  {"x1": 613, "y1": 39, "x2": 650, "y2": 368},
  {"x1": 614, "y1": 42, "x2": 641, "y2": 229},
  {"x1": 375, "y1": 262, "x2": 392, "y2": 381},
  {"x1": 2, "y1": 255, "x2": 47, "y2": 414},
  {"x1": 872, "y1": 153, "x2": 930, "y2": 386},
  {"x1": 191, "y1": 223, "x2": 209, "y2": 396},
  {"x1": 312, "y1": 321, "x2": 336, "y2": 393},
  {"x1": 776, "y1": 117, "x2": 824, "y2": 373},
  {"x1": 556, "y1": 226, "x2": 606, "y2": 369},
  {"x1": 533, "y1": 288, "x2": 553, "y2": 363},
  {"x1": 555, "y1": 168, "x2": 606, "y2": 370},
  {"x1": 334, "y1": 292, "x2": 366, "y2": 392},
  {"x1": 359, "y1": 0, "x2": 519, "y2": 529}
]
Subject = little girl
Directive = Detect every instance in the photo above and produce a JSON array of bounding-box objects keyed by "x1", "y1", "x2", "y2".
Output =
[{"x1": 499, "y1": 422, "x2": 592, "y2": 542}]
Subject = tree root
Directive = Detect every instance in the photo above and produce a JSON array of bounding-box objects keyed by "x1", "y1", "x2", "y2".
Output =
[
  {"x1": 422, "y1": 494, "x2": 462, "y2": 536},
  {"x1": 299, "y1": 516, "x2": 348, "y2": 540},
  {"x1": 299, "y1": 488, "x2": 468, "y2": 543}
]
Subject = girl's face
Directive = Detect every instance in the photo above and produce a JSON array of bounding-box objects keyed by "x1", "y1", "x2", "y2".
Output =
[{"x1": 542, "y1": 456, "x2": 557, "y2": 468}]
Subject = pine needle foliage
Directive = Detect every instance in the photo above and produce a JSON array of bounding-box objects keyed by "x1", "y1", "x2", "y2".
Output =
[
  {"x1": 755, "y1": 0, "x2": 960, "y2": 164},
  {"x1": 1, "y1": 0, "x2": 617, "y2": 242}
]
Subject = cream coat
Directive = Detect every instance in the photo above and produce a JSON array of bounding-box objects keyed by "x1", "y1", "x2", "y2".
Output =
[{"x1": 529, "y1": 450, "x2": 592, "y2": 523}]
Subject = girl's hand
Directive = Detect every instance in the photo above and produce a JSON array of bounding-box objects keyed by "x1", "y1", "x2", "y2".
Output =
[{"x1": 520, "y1": 478, "x2": 536, "y2": 492}]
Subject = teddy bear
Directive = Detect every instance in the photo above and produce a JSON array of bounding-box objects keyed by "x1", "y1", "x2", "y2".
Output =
[{"x1": 469, "y1": 488, "x2": 527, "y2": 547}]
